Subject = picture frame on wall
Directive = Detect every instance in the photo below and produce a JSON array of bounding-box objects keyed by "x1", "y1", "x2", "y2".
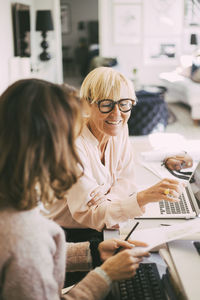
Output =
[
  {"x1": 61, "y1": 3, "x2": 71, "y2": 34},
  {"x1": 113, "y1": 3, "x2": 141, "y2": 44},
  {"x1": 144, "y1": 37, "x2": 180, "y2": 65},
  {"x1": 12, "y1": 3, "x2": 31, "y2": 57}
]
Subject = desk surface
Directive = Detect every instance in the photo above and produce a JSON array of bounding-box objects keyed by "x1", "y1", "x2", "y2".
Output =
[
  {"x1": 104, "y1": 136, "x2": 189, "y2": 240},
  {"x1": 104, "y1": 136, "x2": 194, "y2": 277},
  {"x1": 104, "y1": 136, "x2": 200, "y2": 300}
]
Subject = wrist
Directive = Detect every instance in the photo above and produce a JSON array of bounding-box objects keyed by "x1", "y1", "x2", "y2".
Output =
[
  {"x1": 94, "y1": 266, "x2": 112, "y2": 286},
  {"x1": 101, "y1": 262, "x2": 114, "y2": 281},
  {"x1": 137, "y1": 190, "x2": 147, "y2": 206}
]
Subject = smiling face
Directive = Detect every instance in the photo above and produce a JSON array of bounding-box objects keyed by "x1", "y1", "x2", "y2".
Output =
[
  {"x1": 88, "y1": 85, "x2": 131, "y2": 140},
  {"x1": 80, "y1": 67, "x2": 136, "y2": 143}
]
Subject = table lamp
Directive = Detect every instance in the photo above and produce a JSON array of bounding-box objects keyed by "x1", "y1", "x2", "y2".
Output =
[{"x1": 36, "y1": 10, "x2": 54, "y2": 61}]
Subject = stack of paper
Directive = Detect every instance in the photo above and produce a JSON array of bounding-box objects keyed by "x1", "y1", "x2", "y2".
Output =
[{"x1": 129, "y1": 218, "x2": 200, "y2": 253}]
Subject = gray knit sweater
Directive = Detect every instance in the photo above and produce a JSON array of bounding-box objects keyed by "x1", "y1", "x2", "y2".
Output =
[{"x1": 0, "y1": 206, "x2": 110, "y2": 300}]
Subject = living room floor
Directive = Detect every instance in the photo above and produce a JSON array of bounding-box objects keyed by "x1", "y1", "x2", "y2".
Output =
[
  {"x1": 63, "y1": 75, "x2": 200, "y2": 141},
  {"x1": 166, "y1": 102, "x2": 200, "y2": 140}
]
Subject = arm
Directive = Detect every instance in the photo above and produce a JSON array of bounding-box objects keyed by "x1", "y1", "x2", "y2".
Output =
[
  {"x1": 62, "y1": 270, "x2": 110, "y2": 300},
  {"x1": 63, "y1": 243, "x2": 149, "y2": 300},
  {"x1": 65, "y1": 242, "x2": 92, "y2": 272},
  {"x1": 67, "y1": 175, "x2": 142, "y2": 231},
  {"x1": 66, "y1": 127, "x2": 143, "y2": 231}
]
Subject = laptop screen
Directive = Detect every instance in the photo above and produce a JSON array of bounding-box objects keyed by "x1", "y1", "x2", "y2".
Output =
[{"x1": 190, "y1": 161, "x2": 200, "y2": 209}]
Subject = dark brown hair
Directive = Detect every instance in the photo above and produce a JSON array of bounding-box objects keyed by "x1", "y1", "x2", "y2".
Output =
[{"x1": 0, "y1": 78, "x2": 83, "y2": 210}]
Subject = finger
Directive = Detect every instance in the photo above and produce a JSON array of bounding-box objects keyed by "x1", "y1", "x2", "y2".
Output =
[
  {"x1": 115, "y1": 240, "x2": 134, "y2": 249},
  {"x1": 135, "y1": 251, "x2": 150, "y2": 257},
  {"x1": 90, "y1": 186, "x2": 104, "y2": 198},
  {"x1": 162, "y1": 178, "x2": 180, "y2": 185},
  {"x1": 163, "y1": 195, "x2": 180, "y2": 202},
  {"x1": 162, "y1": 183, "x2": 183, "y2": 194},
  {"x1": 127, "y1": 240, "x2": 148, "y2": 247},
  {"x1": 131, "y1": 257, "x2": 143, "y2": 263},
  {"x1": 87, "y1": 196, "x2": 106, "y2": 207},
  {"x1": 90, "y1": 191, "x2": 105, "y2": 200}
]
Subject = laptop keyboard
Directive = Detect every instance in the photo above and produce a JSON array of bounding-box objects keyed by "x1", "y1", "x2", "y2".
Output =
[
  {"x1": 118, "y1": 263, "x2": 166, "y2": 300},
  {"x1": 194, "y1": 241, "x2": 200, "y2": 255},
  {"x1": 159, "y1": 193, "x2": 190, "y2": 215}
]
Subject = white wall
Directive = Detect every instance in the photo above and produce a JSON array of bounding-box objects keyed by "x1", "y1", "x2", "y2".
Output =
[
  {"x1": 99, "y1": 0, "x2": 184, "y2": 86},
  {"x1": 0, "y1": 0, "x2": 63, "y2": 95},
  {"x1": 34, "y1": 0, "x2": 63, "y2": 83}
]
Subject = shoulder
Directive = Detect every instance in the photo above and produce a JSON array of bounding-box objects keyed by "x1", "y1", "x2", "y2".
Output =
[{"x1": 0, "y1": 207, "x2": 65, "y2": 259}]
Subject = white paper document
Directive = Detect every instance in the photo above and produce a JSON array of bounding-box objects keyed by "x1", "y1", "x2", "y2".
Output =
[{"x1": 130, "y1": 218, "x2": 200, "y2": 252}]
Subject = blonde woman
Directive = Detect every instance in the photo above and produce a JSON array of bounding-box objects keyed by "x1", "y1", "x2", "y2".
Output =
[{"x1": 45, "y1": 67, "x2": 183, "y2": 249}]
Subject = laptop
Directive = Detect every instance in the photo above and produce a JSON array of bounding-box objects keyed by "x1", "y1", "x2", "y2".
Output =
[
  {"x1": 168, "y1": 240, "x2": 200, "y2": 300},
  {"x1": 136, "y1": 160, "x2": 200, "y2": 219}
]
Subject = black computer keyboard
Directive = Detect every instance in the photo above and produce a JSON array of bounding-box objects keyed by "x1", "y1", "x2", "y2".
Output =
[{"x1": 118, "y1": 263, "x2": 166, "y2": 300}]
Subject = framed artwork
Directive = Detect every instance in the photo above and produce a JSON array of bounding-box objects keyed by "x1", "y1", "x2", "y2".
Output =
[
  {"x1": 12, "y1": 3, "x2": 31, "y2": 57},
  {"x1": 144, "y1": 37, "x2": 180, "y2": 65},
  {"x1": 60, "y1": 3, "x2": 71, "y2": 34},
  {"x1": 184, "y1": 0, "x2": 200, "y2": 27},
  {"x1": 113, "y1": 3, "x2": 141, "y2": 44},
  {"x1": 143, "y1": 0, "x2": 183, "y2": 36}
]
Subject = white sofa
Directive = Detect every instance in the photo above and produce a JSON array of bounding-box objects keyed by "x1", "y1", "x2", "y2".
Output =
[{"x1": 160, "y1": 71, "x2": 200, "y2": 123}]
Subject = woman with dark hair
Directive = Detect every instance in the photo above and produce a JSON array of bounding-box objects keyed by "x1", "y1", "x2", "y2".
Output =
[{"x1": 0, "y1": 78, "x2": 148, "y2": 300}]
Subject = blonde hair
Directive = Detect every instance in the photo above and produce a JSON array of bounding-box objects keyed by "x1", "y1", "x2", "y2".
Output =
[{"x1": 80, "y1": 67, "x2": 136, "y2": 103}]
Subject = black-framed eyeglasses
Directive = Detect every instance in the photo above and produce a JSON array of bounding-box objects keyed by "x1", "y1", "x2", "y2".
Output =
[{"x1": 96, "y1": 98, "x2": 136, "y2": 113}]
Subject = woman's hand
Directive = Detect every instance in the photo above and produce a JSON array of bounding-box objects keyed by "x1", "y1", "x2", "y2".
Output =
[
  {"x1": 137, "y1": 178, "x2": 184, "y2": 207},
  {"x1": 164, "y1": 153, "x2": 193, "y2": 171},
  {"x1": 87, "y1": 184, "x2": 110, "y2": 208},
  {"x1": 101, "y1": 248, "x2": 149, "y2": 281},
  {"x1": 98, "y1": 239, "x2": 148, "y2": 261}
]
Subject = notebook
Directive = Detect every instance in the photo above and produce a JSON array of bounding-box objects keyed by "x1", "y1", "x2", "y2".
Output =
[
  {"x1": 136, "y1": 160, "x2": 200, "y2": 219},
  {"x1": 167, "y1": 240, "x2": 200, "y2": 300}
]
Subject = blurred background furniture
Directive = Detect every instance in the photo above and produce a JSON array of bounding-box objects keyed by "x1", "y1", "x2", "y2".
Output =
[
  {"x1": 160, "y1": 70, "x2": 200, "y2": 125},
  {"x1": 128, "y1": 86, "x2": 168, "y2": 136}
]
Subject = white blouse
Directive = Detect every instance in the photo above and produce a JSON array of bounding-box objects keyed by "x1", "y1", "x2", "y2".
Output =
[{"x1": 43, "y1": 124, "x2": 143, "y2": 231}]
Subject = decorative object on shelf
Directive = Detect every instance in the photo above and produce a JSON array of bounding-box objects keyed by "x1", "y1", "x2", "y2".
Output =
[
  {"x1": 190, "y1": 33, "x2": 198, "y2": 53},
  {"x1": 144, "y1": 37, "x2": 180, "y2": 66},
  {"x1": 78, "y1": 21, "x2": 85, "y2": 30},
  {"x1": 12, "y1": 3, "x2": 31, "y2": 57},
  {"x1": 131, "y1": 68, "x2": 139, "y2": 91},
  {"x1": 36, "y1": 10, "x2": 54, "y2": 61},
  {"x1": 190, "y1": 33, "x2": 198, "y2": 45}
]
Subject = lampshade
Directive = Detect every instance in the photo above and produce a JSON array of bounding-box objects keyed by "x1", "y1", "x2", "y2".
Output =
[
  {"x1": 36, "y1": 10, "x2": 54, "y2": 31},
  {"x1": 190, "y1": 33, "x2": 198, "y2": 45},
  {"x1": 19, "y1": 10, "x2": 30, "y2": 32}
]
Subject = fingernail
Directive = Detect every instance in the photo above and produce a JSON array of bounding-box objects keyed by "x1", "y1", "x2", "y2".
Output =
[
  {"x1": 88, "y1": 202, "x2": 92, "y2": 207},
  {"x1": 90, "y1": 192, "x2": 94, "y2": 197}
]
